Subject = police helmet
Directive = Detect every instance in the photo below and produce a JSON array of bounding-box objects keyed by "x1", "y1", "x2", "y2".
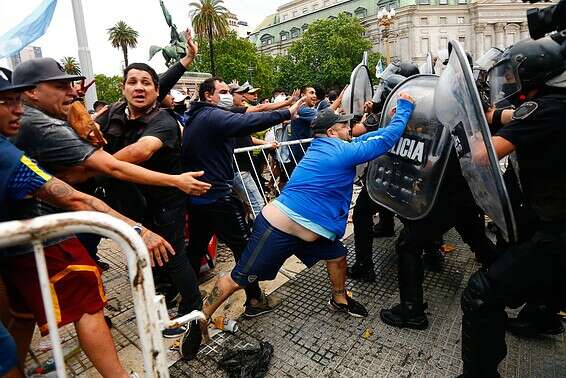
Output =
[
  {"x1": 488, "y1": 37, "x2": 566, "y2": 107},
  {"x1": 398, "y1": 62, "x2": 420, "y2": 77},
  {"x1": 372, "y1": 74, "x2": 408, "y2": 113}
]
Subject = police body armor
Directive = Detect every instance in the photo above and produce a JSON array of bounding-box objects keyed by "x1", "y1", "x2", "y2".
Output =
[
  {"x1": 434, "y1": 40, "x2": 517, "y2": 242},
  {"x1": 366, "y1": 74, "x2": 453, "y2": 219}
]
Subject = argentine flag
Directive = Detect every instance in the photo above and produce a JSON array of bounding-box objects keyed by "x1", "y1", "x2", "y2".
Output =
[
  {"x1": 375, "y1": 59, "x2": 385, "y2": 78},
  {"x1": 0, "y1": 0, "x2": 58, "y2": 59}
]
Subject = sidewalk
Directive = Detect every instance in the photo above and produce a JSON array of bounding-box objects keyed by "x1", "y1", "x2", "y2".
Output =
[{"x1": 25, "y1": 226, "x2": 565, "y2": 377}]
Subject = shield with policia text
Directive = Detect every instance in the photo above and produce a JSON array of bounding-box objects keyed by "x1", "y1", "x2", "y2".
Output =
[
  {"x1": 365, "y1": 74, "x2": 454, "y2": 219},
  {"x1": 434, "y1": 40, "x2": 517, "y2": 242},
  {"x1": 341, "y1": 52, "x2": 374, "y2": 116}
]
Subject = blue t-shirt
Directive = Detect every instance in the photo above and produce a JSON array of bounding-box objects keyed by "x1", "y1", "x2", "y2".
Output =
[
  {"x1": 0, "y1": 136, "x2": 51, "y2": 221},
  {"x1": 277, "y1": 98, "x2": 415, "y2": 238},
  {"x1": 289, "y1": 106, "x2": 317, "y2": 162}
]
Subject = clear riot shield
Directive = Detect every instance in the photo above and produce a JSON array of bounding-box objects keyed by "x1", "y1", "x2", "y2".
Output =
[
  {"x1": 366, "y1": 74, "x2": 453, "y2": 219},
  {"x1": 434, "y1": 40, "x2": 517, "y2": 242},
  {"x1": 343, "y1": 54, "x2": 374, "y2": 116},
  {"x1": 419, "y1": 53, "x2": 435, "y2": 74}
]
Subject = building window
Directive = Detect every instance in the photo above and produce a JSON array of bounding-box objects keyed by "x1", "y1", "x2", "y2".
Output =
[
  {"x1": 459, "y1": 36, "x2": 466, "y2": 49},
  {"x1": 261, "y1": 34, "x2": 274, "y2": 46},
  {"x1": 292, "y1": 10, "x2": 297, "y2": 17},
  {"x1": 421, "y1": 17, "x2": 428, "y2": 25},
  {"x1": 419, "y1": 0, "x2": 430, "y2": 5},
  {"x1": 343, "y1": 11, "x2": 352, "y2": 17},
  {"x1": 421, "y1": 38, "x2": 430, "y2": 55},
  {"x1": 290, "y1": 28, "x2": 300, "y2": 38},
  {"x1": 458, "y1": 17, "x2": 465, "y2": 24},
  {"x1": 458, "y1": 0, "x2": 467, "y2": 3},
  {"x1": 282, "y1": 14, "x2": 288, "y2": 21},
  {"x1": 440, "y1": 36, "x2": 448, "y2": 49},
  {"x1": 302, "y1": 23, "x2": 308, "y2": 31},
  {"x1": 355, "y1": 7, "x2": 367, "y2": 18},
  {"x1": 439, "y1": 0, "x2": 448, "y2": 3},
  {"x1": 280, "y1": 31, "x2": 289, "y2": 41},
  {"x1": 439, "y1": 16, "x2": 447, "y2": 24}
]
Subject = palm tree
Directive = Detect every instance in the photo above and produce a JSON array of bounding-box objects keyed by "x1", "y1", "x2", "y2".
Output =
[
  {"x1": 60, "y1": 56, "x2": 81, "y2": 75},
  {"x1": 190, "y1": 0, "x2": 229, "y2": 75},
  {"x1": 107, "y1": 21, "x2": 139, "y2": 68}
]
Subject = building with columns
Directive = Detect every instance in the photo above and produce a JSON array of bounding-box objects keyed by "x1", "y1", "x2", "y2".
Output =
[{"x1": 249, "y1": 0, "x2": 549, "y2": 63}]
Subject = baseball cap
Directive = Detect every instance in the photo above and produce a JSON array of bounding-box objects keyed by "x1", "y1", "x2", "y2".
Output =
[
  {"x1": 310, "y1": 108, "x2": 354, "y2": 134},
  {"x1": 170, "y1": 89, "x2": 188, "y2": 103},
  {"x1": 234, "y1": 81, "x2": 251, "y2": 94},
  {"x1": 12, "y1": 57, "x2": 85, "y2": 86},
  {"x1": 0, "y1": 67, "x2": 35, "y2": 93},
  {"x1": 248, "y1": 86, "x2": 261, "y2": 94}
]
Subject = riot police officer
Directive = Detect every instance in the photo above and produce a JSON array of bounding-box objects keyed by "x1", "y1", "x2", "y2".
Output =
[
  {"x1": 460, "y1": 36, "x2": 566, "y2": 377},
  {"x1": 349, "y1": 73, "x2": 406, "y2": 282}
]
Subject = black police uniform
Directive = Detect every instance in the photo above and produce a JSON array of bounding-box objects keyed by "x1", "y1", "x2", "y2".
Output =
[
  {"x1": 460, "y1": 88, "x2": 566, "y2": 376},
  {"x1": 380, "y1": 151, "x2": 497, "y2": 329}
]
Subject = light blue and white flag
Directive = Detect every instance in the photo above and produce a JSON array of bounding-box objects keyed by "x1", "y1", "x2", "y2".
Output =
[
  {"x1": 375, "y1": 58, "x2": 385, "y2": 78},
  {"x1": 0, "y1": 0, "x2": 58, "y2": 59}
]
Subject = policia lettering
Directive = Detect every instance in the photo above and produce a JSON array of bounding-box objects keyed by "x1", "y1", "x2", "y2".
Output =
[{"x1": 388, "y1": 137, "x2": 425, "y2": 165}]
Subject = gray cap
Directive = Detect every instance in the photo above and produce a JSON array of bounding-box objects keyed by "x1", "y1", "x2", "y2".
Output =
[
  {"x1": 0, "y1": 67, "x2": 35, "y2": 93},
  {"x1": 310, "y1": 108, "x2": 354, "y2": 133},
  {"x1": 12, "y1": 58, "x2": 85, "y2": 86}
]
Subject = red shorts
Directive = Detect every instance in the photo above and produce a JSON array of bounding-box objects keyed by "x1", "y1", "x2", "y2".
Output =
[{"x1": 2, "y1": 238, "x2": 107, "y2": 336}]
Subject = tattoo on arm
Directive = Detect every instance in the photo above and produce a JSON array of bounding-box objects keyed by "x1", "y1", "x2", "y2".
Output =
[{"x1": 35, "y1": 178, "x2": 76, "y2": 205}]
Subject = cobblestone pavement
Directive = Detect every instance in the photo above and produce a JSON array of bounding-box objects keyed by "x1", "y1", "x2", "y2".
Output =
[
  {"x1": 171, "y1": 228, "x2": 566, "y2": 378},
  {"x1": 25, "y1": 228, "x2": 565, "y2": 377}
]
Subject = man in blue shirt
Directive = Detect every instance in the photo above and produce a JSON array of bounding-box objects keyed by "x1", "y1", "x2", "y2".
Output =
[{"x1": 184, "y1": 92, "x2": 415, "y2": 345}]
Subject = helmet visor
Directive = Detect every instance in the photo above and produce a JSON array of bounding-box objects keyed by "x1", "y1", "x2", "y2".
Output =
[{"x1": 488, "y1": 59, "x2": 521, "y2": 107}]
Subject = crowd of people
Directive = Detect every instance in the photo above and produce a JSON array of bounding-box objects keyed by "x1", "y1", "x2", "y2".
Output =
[{"x1": 0, "y1": 28, "x2": 564, "y2": 378}]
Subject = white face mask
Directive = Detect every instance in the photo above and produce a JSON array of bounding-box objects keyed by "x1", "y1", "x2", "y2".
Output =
[{"x1": 218, "y1": 93, "x2": 234, "y2": 108}]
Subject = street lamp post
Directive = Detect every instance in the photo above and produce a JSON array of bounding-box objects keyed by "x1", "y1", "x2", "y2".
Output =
[{"x1": 377, "y1": 8, "x2": 396, "y2": 65}]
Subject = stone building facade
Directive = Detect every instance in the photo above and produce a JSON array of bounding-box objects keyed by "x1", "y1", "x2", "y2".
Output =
[{"x1": 249, "y1": 0, "x2": 549, "y2": 63}]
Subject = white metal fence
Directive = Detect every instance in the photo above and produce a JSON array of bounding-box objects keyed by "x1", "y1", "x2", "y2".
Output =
[
  {"x1": 232, "y1": 138, "x2": 312, "y2": 218},
  {"x1": 0, "y1": 212, "x2": 206, "y2": 378}
]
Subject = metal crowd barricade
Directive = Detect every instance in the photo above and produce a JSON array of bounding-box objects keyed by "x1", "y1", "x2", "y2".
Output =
[
  {"x1": 233, "y1": 138, "x2": 313, "y2": 218},
  {"x1": 0, "y1": 212, "x2": 207, "y2": 378}
]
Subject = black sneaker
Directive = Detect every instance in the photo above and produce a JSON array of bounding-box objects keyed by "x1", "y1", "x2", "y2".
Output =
[
  {"x1": 380, "y1": 303, "x2": 428, "y2": 330},
  {"x1": 244, "y1": 293, "x2": 282, "y2": 318},
  {"x1": 348, "y1": 263, "x2": 376, "y2": 282},
  {"x1": 162, "y1": 324, "x2": 186, "y2": 338},
  {"x1": 328, "y1": 296, "x2": 368, "y2": 318},
  {"x1": 180, "y1": 320, "x2": 202, "y2": 361},
  {"x1": 506, "y1": 305, "x2": 565, "y2": 337}
]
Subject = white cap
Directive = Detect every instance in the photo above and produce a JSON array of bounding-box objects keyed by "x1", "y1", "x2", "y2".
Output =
[{"x1": 170, "y1": 89, "x2": 188, "y2": 103}]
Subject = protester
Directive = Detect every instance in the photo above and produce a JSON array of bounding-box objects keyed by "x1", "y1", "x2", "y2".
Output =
[
  {"x1": 182, "y1": 76, "x2": 303, "y2": 319},
  {"x1": 95, "y1": 61, "x2": 206, "y2": 337},
  {"x1": 182, "y1": 94, "x2": 415, "y2": 356},
  {"x1": 0, "y1": 66, "x2": 172, "y2": 378}
]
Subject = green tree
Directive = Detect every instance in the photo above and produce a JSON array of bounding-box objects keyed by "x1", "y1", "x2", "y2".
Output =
[
  {"x1": 95, "y1": 74, "x2": 123, "y2": 104},
  {"x1": 107, "y1": 21, "x2": 139, "y2": 68},
  {"x1": 60, "y1": 56, "x2": 81, "y2": 75},
  {"x1": 277, "y1": 13, "x2": 374, "y2": 91},
  {"x1": 191, "y1": 32, "x2": 279, "y2": 97},
  {"x1": 190, "y1": 0, "x2": 229, "y2": 76}
]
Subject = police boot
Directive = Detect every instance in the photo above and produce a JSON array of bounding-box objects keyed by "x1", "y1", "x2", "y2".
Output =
[
  {"x1": 380, "y1": 301, "x2": 429, "y2": 330},
  {"x1": 506, "y1": 303, "x2": 564, "y2": 337},
  {"x1": 348, "y1": 261, "x2": 376, "y2": 282},
  {"x1": 381, "y1": 240, "x2": 428, "y2": 329}
]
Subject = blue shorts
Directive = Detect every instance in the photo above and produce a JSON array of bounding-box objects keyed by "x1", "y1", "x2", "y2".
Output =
[
  {"x1": 231, "y1": 213, "x2": 347, "y2": 286},
  {"x1": 0, "y1": 321, "x2": 18, "y2": 375}
]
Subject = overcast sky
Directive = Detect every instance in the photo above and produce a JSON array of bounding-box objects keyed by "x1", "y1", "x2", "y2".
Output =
[{"x1": 0, "y1": 0, "x2": 288, "y2": 75}]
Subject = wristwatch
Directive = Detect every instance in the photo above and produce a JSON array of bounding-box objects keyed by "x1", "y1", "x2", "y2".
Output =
[{"x1": 133, "y1": 223, "x2": 144, "y2": 235}]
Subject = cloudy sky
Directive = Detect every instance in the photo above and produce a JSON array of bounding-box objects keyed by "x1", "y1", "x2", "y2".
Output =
[{"x1": 0, "y1": 0, "x2": 288, "y2": 75}]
